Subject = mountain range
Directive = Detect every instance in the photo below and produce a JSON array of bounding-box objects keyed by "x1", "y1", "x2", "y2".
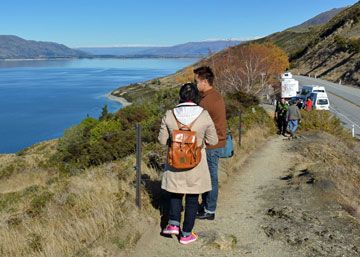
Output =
[
  {"x1": 76, "y1": 40, "x2": 246, "y2": 58},
  {"x1": 0, "y1": 35, "x2": 90, "y2": 59},
  {"x1": 0, "y1": 5, "x2": 351, "y2": 61}
]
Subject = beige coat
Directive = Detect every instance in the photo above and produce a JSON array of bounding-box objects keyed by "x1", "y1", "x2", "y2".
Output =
[{"x1": 158, "y1": 106, "x2": 218, "y2": 194}]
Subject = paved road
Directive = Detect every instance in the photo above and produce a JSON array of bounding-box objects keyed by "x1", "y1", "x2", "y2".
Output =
[{"x1": 294, "y1": 75, "x2": 360, "y2": 137}]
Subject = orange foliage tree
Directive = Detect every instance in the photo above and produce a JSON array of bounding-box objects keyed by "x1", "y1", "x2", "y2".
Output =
[
  {"x1": 176, "y1": 67, "x2": 195, "y2": 85},
  {"x1": 208, "y1": 43, "x2": 289, "y2": 94}
]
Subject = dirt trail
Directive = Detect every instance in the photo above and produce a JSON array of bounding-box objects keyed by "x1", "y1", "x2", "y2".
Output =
[{"x1": 131, "y1": 135, "x2": 297, "y2": 256}]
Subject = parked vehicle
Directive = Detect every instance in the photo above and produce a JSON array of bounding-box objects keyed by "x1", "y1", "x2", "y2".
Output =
[
  {"x1": 281, "y1": 72, "x2": 299, "y2": 98},
  {"x1": 305, "y1": 92, "x2": 330, "y2": 110},
  {"x1": 300, "y1": 85, "x2": 326, "y2": 96}
]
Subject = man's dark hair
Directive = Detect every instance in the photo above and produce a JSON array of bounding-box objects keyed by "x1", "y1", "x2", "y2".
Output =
[
  {"x1": 179, "y1": 82, "x2": 199, "y2": 104},
  {"x1": 194, "y1": 66, "x2": 214, "y2": 86}
]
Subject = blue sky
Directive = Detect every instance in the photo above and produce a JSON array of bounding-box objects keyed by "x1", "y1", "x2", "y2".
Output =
[{"x1": 0, "y1": 0, "x2": 358, "y2": 47}]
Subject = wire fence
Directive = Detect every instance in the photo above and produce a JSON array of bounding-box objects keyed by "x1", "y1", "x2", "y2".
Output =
[
  {"x1": 5, "y1": 106, "x2": 272, "y2": 210},
  {"x1": 0, "y1": 107, "x2": 274, "y2": 257}
]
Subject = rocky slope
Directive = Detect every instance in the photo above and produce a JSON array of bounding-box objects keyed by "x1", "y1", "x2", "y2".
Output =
[{"x1": 253, "y1": 3, "x2": 360, "y2": 87}]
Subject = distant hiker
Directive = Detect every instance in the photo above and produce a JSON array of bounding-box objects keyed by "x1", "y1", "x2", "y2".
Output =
[
  {"x1": 304, "y1": 96, "x2": 313, "y2": 111},
  {"x1": 274, "y1": 98, "x2": 288, "y2": 136},
  {"x1": 194, "y1": 66, "x2": 227, "y2": 221},
  {"x1": 158, "y1": 83, "x2": 218, "y2": 245},
  {"x1": 286, "y1": 100, "x2": 302, "y2": 137},
  {"x1": 296, "y1": 99, "x2": 303, "y2": 109}
]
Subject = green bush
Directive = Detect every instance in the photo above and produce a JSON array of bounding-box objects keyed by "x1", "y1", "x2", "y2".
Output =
[
  {"x1": 298, "y1": 110, "x2": 352, "y2": 139},
  {"x1": 89, "y1": 120, "x2": 123, "y2": 144},
  {"x1": 224, "y1": 91, "x2": 259, "y2": 120},
  {"x1": 55, "y1": 87, "x2": 268, "y2": 169}
]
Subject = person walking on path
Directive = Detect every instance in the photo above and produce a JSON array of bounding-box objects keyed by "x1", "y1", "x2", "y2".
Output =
[
  {"x1": 286, "y1": 100, "x2": 302, "y2": 137},
  {"x1": 274, "y1": 98, "x2": 288, "y2": 136},
  {"x1": 304, "y1": 96, "x2": 313, "y2": 111},
  {"x1": 194, "y1": 66, "x2": 227, "y2": 221},
  {"x1": 158, "y1": 83, "x2": 218, "y2": 245}
]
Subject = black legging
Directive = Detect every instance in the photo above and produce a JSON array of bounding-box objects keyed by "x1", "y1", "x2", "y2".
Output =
[
  {"x1": 277, "y1": 116, "x2": 288, "y2": 134},
  {"x1": 169, "y1": 193, "x2": 199, "y2": 233}
]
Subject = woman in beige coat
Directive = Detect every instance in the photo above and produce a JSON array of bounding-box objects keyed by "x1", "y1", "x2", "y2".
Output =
[{"x1": 158, "y1": 83, "x2": 218, "y2": 244}]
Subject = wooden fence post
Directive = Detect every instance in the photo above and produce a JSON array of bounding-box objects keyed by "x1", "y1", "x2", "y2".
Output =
[
  {"x1": 238, "y1": 111, "x2": 241, "y2": 146},
  {"x1": 136, "y1": 124, "x2": 141, "y2": 209}
]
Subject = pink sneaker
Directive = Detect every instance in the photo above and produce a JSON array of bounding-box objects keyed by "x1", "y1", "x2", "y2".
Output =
[
  {"x1": 179, "y1": 232, "x2": 198, "y2": 245},
  {"x1": 162, "y1": 224, "x2": 179, "y2": 235}
]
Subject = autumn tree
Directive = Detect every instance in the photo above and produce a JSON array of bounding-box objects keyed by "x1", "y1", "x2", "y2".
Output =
[{"x1": 209, "y1": 43, "x2": 289, "y2": 94}]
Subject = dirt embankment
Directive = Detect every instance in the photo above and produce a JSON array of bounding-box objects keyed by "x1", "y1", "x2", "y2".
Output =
[
  {"x1": 130, "y1": 131, "x2": 360, "y2": 257},
  {"x1": 262, "y1": 131, "x2": 360, "y2": 256}
]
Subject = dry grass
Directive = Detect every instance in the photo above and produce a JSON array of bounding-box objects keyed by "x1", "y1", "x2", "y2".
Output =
[
  {"x1": 0, "y1": 123, "x2": 270, "y2": 257},
  {"x1": 0, "y1": 153, "x2": 161, "y2": 257},
  {"x1": 294, "y1": 131, "x2": 360, "y2": 218},
  {"x1": 219, "y1": 126, "x2": 272, "y2": 184}
]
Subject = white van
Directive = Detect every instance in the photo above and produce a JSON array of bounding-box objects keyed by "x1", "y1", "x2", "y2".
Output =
[
  {"x1": 281, "y1": 72, "x2": 299, "y2": 98},
  {"x1": 309, "y1": 92, "x2": 330, "y2": 110}
]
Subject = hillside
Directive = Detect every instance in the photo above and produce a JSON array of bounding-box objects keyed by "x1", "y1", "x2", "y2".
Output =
[
  {"x1": 290, "y1": 3, "x2": 360, "y2": 86},
  {"x1": 0, "y1": 35, "x2": 91, "y2": 59},
  {"x1": 247, "y1": 3, "x2": 360, "y2": 87},
  {"x1": 291, "y1": 7, "x2": 348, "y2": 29},
  {"x1": 109, "y1": 5, "x2": 356, "y2": 102},
  {"x1": 77, "y1": 40, "x2": 244, "y2": 58}
]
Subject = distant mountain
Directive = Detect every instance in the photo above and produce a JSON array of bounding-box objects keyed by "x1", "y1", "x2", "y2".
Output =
[
  {"x1": 0, "y1": 35, "x2": 91, "y2": 59},
  {"x1": 292, "y1": 7, "x2": 348, "y2": 28},
  {"x1": 135, "y1": 40, "x2": 245, "y2": 57},
  {"x1": 76, "y1": 46, "x2": 158, "y2": 56},
  {"x1": 77, "y1": 40, "x2": 245, "y2": 57}
]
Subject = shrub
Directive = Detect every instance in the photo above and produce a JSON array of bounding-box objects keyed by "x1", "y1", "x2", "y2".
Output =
[
  {"x1": 89, "y1": 120, "x2": 123, "y2": 144},
  {"x1": 224, "y1": 91, "x2": 259, "y2": 119},
  {"x1": 56, "y1": 87, "x2": 270, "y2": 169},
  {"x1": 298, "y1": 110, "x2": 352, "y2": 139}
]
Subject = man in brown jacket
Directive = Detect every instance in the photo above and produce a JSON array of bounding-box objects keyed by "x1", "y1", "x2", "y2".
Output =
[{"x1": 194, "y1": 66, "x2": 227, "y2": 220}]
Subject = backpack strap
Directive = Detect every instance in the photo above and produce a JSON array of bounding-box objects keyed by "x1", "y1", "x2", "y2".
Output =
[{"x1": 171, "y1": 109, "x2": 200, "y2": 130}]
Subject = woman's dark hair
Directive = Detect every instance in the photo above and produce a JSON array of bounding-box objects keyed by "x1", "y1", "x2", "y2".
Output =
[{"x1": 179, "y1": 82, "x2": 199, "y2": 104}]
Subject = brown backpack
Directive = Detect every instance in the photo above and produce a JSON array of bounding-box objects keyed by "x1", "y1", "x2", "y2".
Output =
[{"x1": 167, "y1": 109, "x2": 203, "y2": 169}]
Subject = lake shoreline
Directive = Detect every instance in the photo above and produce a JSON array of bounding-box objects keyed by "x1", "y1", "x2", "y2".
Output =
[
  {"x1": 0, "y1": 58, "x2": 197, "y2": 153},
  {"x1": 105, "y1": 93, "x2": 132, "y2": 107},
  {"x1": 0, "y1": 56, "x2": 199, "y2": 62}
]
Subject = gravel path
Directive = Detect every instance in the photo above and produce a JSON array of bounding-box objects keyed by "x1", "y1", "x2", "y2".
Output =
[{"x1": 130, "y1": 135, "x2": 296, "y2": 256}]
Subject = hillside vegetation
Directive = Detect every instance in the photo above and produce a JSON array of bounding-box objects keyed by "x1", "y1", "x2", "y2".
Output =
[
  {"x1": 0, "y1": 86, "x2": 276, "y2": 256},
  {"x1": 249, "y1": 3, "x2": 360, "y2": 87},
  {"x1": 1, "y1": 4, "x2": 359, "y2": 255}
]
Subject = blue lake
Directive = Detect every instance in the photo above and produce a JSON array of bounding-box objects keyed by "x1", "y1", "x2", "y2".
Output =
[{"x1": 0, "y1": 58, "x2": 198, "y2": 154}]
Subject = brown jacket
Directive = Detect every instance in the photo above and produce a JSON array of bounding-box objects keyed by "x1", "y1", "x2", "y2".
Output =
[
  {"x1": 158, "y1": 107, "x2": 218, "y2": 194},
  {"x1": 199, "y1": 87, "x2": 227, "y2": 149}
]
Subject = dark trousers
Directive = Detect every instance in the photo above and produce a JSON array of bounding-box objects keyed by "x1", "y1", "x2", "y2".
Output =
[
  {"x1": 169, "y1": 193, "x2": 199, "y2": 233},
  {"x1": 277, "y1": 116, "x2": 288, "y2": 134}
]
